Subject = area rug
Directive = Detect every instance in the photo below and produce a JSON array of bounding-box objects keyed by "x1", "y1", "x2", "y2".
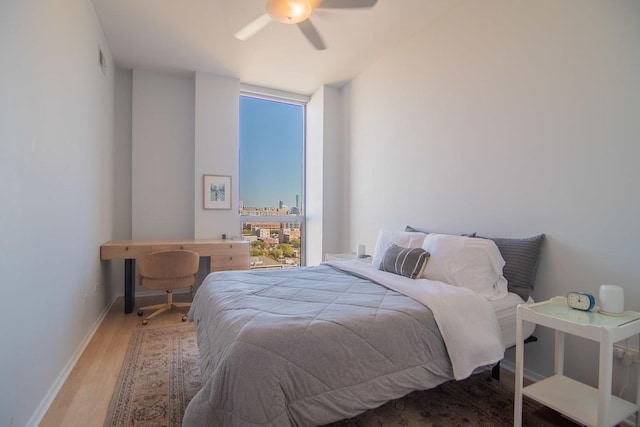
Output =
[
  {"x1": 326, "y1": 373, "x2": 541, "y2": 426},
  {"x1": 105, "y1": 322, "x2": 539, "y2": 426},
  {"x1": 104, "y1": 323, "x2": 200, "y2": 427}
]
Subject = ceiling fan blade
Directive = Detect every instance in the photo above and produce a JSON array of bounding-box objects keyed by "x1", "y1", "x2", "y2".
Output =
[
  {"x1": 297, "y1": 20, "x2": 326, "y2": 50},
  {"x1": 234, "y1": 14, "x2": 272, "y2": 41},
  {"x1": 315, "y1": 0, "x2": 377, "y2": 9}
]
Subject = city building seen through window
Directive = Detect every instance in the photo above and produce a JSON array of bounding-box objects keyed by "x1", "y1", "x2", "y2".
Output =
[{"x1": 239, "y1": 95, "x2": 305, "y2": 269}]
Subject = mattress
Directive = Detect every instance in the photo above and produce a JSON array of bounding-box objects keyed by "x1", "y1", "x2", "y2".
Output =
[{"x1": 491, "y1": 293, "x2": 536, "y2": 348}]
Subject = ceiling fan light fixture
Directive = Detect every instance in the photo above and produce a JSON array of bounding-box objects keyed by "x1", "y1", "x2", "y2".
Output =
[{"x1": 266, "y1": 0, "x2": 312, "y2": 24}]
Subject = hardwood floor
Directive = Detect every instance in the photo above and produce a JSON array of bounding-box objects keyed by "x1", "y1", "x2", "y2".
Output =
[
  {"x1": 40, "y1": 293, "x2": 522, "y2": 426},
  {"x1": 40, "y1": 294, "x2": 192, "y2": 427}
]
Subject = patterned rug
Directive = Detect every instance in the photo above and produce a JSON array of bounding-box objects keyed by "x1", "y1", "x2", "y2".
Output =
[
  {"x1": 104, "y1": 323, "x2": 200, "y2": 427},
  {"x1": 327, "y1": 374, "x2": 541, "y2": 426},
  {"x1": 105, "y1": 323, "x2": 540, "y2": 426}
]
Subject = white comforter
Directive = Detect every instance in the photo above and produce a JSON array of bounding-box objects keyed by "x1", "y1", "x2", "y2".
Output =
[{"x1": 325, "y1": 260, "x2": 505, "y2": 380}]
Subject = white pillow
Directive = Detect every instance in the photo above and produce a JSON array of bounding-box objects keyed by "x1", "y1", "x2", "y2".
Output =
[
  {"x1": 422, "y1": 234, "x2": 508, "y2": 300},
  {"x1": 371, "y1": 229, "x2": 427, "y2": 269}
]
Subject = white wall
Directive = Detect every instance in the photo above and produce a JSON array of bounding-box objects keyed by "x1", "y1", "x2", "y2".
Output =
[
  {"x1": 0, "y1": 0, "x2": 117, "y2": 425},
  {"x1": 343, "y1": 0, "x2": 640, "y2": 396},
  {"x1": 306, "y1": 89, "x2": 325, "y2": 265},
  {"x1": 194, "y1": 73, "x2": 241, "y2": 239},
  {"x1": 130, "y1": 71, "x2": 241, "y2": 242},
  {"x1": 320, "y1": 86, "x2": 348, "y2": 258},
  {"x1": 113, "y1": 68, "x2": 133, "y2": 242},
  {"x1": 131, "y1": 70, "x2": 195, "y2": 240},
  {"x1": 306, "y1": 85, "x2": 347, "y2": 265},
  {"x1": 105, "y1": 67, "x2": 133, "y2": 296}
]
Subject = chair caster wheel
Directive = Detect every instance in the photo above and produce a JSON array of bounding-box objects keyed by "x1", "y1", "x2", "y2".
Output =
[
  {"x1": 142, "y1": 319, "x2": 148, "y2": 325},
  {"x1": 181, "y1": 316, "x2": 188, "y2": 322},
  {"x1": 137, "y1": 310, "x2": 143, "y2": 317}
]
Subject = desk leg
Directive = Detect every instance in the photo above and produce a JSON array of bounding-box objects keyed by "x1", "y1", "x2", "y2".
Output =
[{"x1": 124, "y1": 259, "x2": 135, "y2": 314}]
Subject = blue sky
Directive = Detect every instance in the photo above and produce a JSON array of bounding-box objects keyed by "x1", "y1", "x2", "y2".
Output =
[{"x1": 239, "y1": 96, "x2": 304, "y2": 209}]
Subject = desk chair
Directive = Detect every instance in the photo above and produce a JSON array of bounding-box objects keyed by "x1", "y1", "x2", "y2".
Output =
[{"x1": 137, "y1": 250, "x2": 200, "y2": 325}]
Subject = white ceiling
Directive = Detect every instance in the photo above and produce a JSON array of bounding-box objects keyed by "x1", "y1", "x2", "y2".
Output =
[{"x1": 91, "y1": 0, "x2": 456, "y2": 95}]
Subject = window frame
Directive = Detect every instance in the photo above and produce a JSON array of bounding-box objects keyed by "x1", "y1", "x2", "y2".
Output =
[{"x1": 239, "y1": 85, "x2": 308, "y2": 267}]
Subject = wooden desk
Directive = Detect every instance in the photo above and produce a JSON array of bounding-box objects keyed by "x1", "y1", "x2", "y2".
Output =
[{"x1": 101, "y1": 239, "x2": 250, "y2": 313}]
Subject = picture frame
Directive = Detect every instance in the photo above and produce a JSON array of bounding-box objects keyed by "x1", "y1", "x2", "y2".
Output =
[{"x1": 203, "y1": 174, "x2": 231, "y2": 210}]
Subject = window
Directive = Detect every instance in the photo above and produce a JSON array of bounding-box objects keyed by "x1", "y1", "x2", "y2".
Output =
[{"x1": 239, "y1": 94, "x2": 305, "y2": 269}]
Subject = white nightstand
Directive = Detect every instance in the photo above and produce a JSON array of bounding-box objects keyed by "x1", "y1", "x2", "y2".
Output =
[
  {"x1": 324, "y1": 253, "x2": 372, "y2": 263},
  {"x1": 514, "y1": 298, "x2": 640, "y2": 427}
]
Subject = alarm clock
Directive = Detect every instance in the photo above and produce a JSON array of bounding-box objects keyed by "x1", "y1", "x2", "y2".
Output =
[{"x1": 567, "y1": 291, "x2": 595, "y2": 311}]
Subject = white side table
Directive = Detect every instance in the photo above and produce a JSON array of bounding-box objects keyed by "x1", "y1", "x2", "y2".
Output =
[
  {"x1": 514, "y1": 298, "x2": 640, "y2": 427},
  {"x1": 324, "y1": 253, "x2": 372, "y2": 263}
]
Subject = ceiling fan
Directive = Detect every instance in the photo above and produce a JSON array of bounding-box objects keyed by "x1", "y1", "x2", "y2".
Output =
[{"x1": 235, "y1": 0, "x2": 378, "y2": 50}]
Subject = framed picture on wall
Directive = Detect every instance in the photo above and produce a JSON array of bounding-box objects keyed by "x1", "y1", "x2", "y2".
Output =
[{"x1": 203, "y1": 174, "x2": 231, "y2": 210}]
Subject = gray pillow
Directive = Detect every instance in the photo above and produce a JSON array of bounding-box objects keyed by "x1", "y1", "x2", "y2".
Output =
[
  {"x1": 379, "y1": 244, "x2": 430, "y2": 279},
  {"x1": 405, "y1": 225, "x2": 476, "y2": 237},
  {"x1": 477, "y1": 234, "x2": 545, "y2": 301}
]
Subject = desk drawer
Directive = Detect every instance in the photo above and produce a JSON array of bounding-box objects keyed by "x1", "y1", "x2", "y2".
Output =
[
  {"x1": 209, "y1": 243, "x2": 249, "y2": 256},
  {"x1": 211, "y1": 255, "x2": 250, "y2": 272},
  {"x1": 101, "y1": 244, "x2": 151, "y2": 260},
  {"x1": 150, "y1": 243, "x2": 212, "y2": 253}
]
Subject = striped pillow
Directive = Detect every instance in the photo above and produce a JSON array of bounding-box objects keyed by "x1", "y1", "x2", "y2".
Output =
[
  {"x1": 379, "y1": 244, "x2": 430, "y2": 279},
  {"x1": 477, "y1": 234, "x2": 545, "y2": 301}
]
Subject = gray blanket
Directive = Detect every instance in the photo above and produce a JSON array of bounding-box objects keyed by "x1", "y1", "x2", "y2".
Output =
[{"x1": 184, "y1": 265, "x2": 454, "y2": 427}]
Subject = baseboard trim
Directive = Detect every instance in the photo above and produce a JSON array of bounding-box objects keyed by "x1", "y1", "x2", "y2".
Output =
[
  {"x1": 25, "y1": 295, "x2": 118, "y2": 427},
  {"x1": 500, "y1": 359, "x2": 546, "y2": 383}
]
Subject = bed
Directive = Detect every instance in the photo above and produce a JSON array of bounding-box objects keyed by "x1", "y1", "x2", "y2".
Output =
[{"x1": 183, "y1": 231, "x2": 544, "y2": 427}]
